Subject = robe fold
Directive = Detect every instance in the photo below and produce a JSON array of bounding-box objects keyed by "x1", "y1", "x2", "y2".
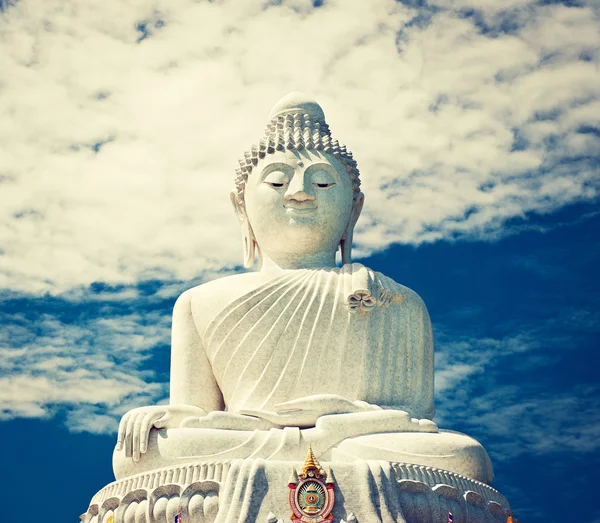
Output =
[{"x1": 202, "y1": 264, "x2": 435, "y2": 420}]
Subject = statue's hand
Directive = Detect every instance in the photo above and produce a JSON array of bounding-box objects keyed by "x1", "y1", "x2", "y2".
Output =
[
  {"x1": 116, "y1": 404, "x2": 207, "y2": 461},
  {"x1": 240, "y1": 394, "x2": 380, "y2": 428}
]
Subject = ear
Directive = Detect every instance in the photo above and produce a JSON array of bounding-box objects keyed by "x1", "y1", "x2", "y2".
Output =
[
  {"x1": 230, "y1": 191, "x2": 246, "y2": 223},
  {"x1": 340, "y1": 192, "x2": 364, "y2": 265},
  {"x1": 349, "y1": 192, "x2": 364, "y2": 231},
  {"x1": 230, "y1": 191, "x2": 257, "y2": 268}
]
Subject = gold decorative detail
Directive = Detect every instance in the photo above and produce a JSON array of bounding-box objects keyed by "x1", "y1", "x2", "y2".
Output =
[
  {"x1": 299, "y1": 445, "x2": 324, "y2": 480},
  {"x1": 288, "y1": 446, "x2": 335, "y2": 523}
]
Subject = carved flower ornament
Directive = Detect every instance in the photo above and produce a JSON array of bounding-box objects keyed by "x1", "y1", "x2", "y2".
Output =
[
  {"x1": 348, "y1": 288, "x2": 404, "y2": 313},
  {"x1": 348, "y1": 290, "x2": 377, "y2": 313}
]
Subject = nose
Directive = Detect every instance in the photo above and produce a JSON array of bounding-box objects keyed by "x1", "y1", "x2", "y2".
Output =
[{"x1": 284, "y1": 172, "x2": 316, "y2": 202}]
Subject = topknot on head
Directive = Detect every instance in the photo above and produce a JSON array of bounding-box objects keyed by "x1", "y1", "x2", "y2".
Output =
[{"x1": 268, "y1": 91, "x2": 326, "y2": 123}]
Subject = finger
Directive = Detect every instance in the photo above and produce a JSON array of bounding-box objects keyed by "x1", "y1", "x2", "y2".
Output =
[
  {"x1": 274, "y1": 397, "x2": 319, "y2": 412},
  {"x1": 275, "y1": 395, "x2": 349, "y2": 413},
  {"x1": 274, "y1": 404, "x2": 303, "y2": 413},
  {"x1": 153, "y1": 411, "x2": 170, "y2": 429},
  {"x1": 133, "y1": 411, "x2": 149, "y2": 462},
  {"x1": 239, "y1": 409, "x2": 283, "y2": 425},
  {"x1": 125, "y1": 412, "x2": 136, "y2": 458},
  {"x1": 239, "y1": 408, "x2": 269, "y2": 418},
  {"x1": 139, "y1": 411, "x2": 161, "y2": 454},
  {"x1": 132, "y1": 417, "x2": 141, "y2": 462},
  {"x1": 116, "y1": 412, "x2": 130, "y2": 451}
]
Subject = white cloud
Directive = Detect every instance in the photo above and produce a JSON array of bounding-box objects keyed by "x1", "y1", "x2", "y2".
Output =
[
  {"x1": 0, "y1": 310, "x2": 170, "y2": 433},
  {"x1": 434, "y1": 332, "x2": 535, "y2": 395},
  {"x1": 0, "y1": 0, "x2": 598, "y2": 295},
  {"x1": 467, "y1": 386, "x2": 600, "y2": 460},
  {"x1": 433, "y1": 325, "x2": 600, "y2": 460}
]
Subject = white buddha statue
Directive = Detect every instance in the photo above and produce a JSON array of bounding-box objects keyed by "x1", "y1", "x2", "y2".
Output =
[{"x1": 113, "y1": 92, "x2": 493, "y2": 487}]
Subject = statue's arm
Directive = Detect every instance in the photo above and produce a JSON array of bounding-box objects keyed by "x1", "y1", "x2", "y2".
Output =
[
  {"x1": 170, "y1": 289, "x2": 225, "y2": 411},
  {"x1": 116, "y1": 290, "x2": 223, "y2": 461},
  {"x1": 402, "y1": 290, "x2": 435, "y2": 420},
  {"x1": 373, "y1": 285, "x2": 435, "y2": 419},
  {"x1": 418, "y1": 293, "x2": 436, "y2": 419}
]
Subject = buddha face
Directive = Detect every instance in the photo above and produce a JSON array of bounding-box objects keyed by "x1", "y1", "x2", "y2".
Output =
[{"x1": 240, "y1": 149, "x2": 357, "y2": 261}]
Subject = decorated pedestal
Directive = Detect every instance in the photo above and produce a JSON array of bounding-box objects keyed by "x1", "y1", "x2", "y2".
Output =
[{"x1": 82, "y1": 454, "x2": 516, "y2": 523}]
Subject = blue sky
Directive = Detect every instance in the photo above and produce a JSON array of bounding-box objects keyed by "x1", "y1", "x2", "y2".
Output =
[{"x1": 0, "y1": 0, "x2": 599, "y2": 522}]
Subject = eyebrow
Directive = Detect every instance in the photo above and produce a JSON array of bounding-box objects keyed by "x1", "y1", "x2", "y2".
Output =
[
  {"x1": 304, "y1": 162, "x2": 341, "y2": 181},
  {"x1": 259, "y1": 162, "x2": 294, "y2": 180}
]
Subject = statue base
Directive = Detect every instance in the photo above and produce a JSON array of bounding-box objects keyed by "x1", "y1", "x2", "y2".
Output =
[{"x1": 81, "y1": 459, "x2": 515, "y2": 523}]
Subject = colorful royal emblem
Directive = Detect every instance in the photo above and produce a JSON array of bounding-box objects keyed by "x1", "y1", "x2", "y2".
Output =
[{"x1": 288, "y1": 446, "x2": 335, "y2": 523}]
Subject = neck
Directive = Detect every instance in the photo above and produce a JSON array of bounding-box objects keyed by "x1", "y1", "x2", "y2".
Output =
[{"x1": 260, "y1": 250, "x2": 337, "y2": 272}]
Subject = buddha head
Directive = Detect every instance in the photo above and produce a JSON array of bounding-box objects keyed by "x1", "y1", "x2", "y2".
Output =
[{"x1": 231, "y1": 92, "x2": 364, "y2": 269}]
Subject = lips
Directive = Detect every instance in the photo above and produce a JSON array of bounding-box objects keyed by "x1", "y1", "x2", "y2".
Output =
[{"x1": 284, "y1": 205, "x2": 317, "y2": 215}]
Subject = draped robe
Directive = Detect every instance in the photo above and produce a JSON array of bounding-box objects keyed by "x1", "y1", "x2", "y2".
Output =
[
  {"x1": 114, "y1": 264, "x2": 496, "y2": 483},
  {"x1": 202, "y1": 263, "x2": 435, "y2": 420}
]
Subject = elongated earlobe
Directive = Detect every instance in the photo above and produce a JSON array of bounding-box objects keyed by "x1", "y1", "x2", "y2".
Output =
[
  {"x1": 340, "y1": 235, "x2": 352, "y2": 265},
  {"x1": 230, "y1": 192, "x2": 258, "y2": 268},
  {"x1": 241, "y1": 220, "x2": 257, "y2": 268},
  {"x1": 340, "y1": 192, "x2": 364, "y2": 266}
]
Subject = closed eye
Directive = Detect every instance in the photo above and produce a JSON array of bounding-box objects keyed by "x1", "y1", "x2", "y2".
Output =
[
  {"x1": 314, "y1": 182, "x2": 335, "y2": 188},
  {"x1": 262, "y1": 167, "x2": 291, "y2": 188}
]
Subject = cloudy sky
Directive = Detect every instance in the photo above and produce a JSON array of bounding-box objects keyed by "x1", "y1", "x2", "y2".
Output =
[{"x1": 0, "y1": 0, "x2": 598, "y2": 521}]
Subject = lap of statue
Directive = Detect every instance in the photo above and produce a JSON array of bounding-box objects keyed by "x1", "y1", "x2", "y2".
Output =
[{"x1": 114, "y1": 394, "x2": 493, "y2": 484}]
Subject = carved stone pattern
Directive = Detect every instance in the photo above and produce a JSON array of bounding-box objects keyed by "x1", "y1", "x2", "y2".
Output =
[
  {"x1": 82, "y1": 460, "x2": 513, "y2": 523},
  {"x1": 90, "y1": 462, "x2": 230, "y2": 506},
  {"x1": 83, "y1": 481, "x2": 219, "y2": 523},
  {"x1": 391, "y1": 463, "x2": 506, "y2": 506}
]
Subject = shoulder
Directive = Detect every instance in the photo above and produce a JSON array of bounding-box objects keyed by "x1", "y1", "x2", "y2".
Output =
[
  {"x1": 177, "y1": 272, "x2": 262, "y2": 303},
  {"x1": 368, "y1": 268, "x2": 429, "y2": 311},
  {"x1": 173, "y1": 271, "x2": 266, "y2": 334}
]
